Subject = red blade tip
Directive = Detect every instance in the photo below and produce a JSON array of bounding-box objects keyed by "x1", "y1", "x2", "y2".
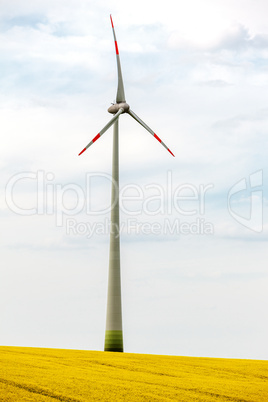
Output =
[
  {"x1": 93, "y1": 133, "x2": 101, "y2": 142},
  {"x1": 154, "y1": 133, "x2": 161, "y2": 143},
  {"x1": 168, "y1": 149, "x2": 175, "y2": 157},
  {"x1": 78, "y1": 147, "x2": 86, "y2": 156},
  {"x1": 110, "y1": 15, "x2": 114, "y2": 28}
]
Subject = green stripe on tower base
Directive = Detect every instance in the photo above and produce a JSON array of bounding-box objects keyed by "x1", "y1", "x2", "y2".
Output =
[{"x1": 104, "y1": 330, "x2": 123, "y2": 352}]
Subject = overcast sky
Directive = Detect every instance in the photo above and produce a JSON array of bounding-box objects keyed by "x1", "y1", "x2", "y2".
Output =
[{"x1": 1, "y1": 0, "x2": 268, "y2": 359}]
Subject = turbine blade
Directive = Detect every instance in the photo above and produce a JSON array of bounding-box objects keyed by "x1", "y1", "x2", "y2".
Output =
[
  {"x1": 78, "y1": 108, "x2": 124, "y2": 156},
  {"x1": 128, "y1": 109, "x2": 175, "y2": 157},
  {"x1": 110, "y1": 15, "x2": 126, "y2": 103}
]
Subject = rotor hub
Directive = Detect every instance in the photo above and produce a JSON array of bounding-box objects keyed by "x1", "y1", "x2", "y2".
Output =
[{"x1": 108, "y1": 102, "x2": 129, "y2": 114}]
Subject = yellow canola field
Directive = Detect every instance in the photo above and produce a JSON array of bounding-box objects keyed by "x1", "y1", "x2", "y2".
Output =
[{"x1": 0, "y1": 346, "x2": 267, "y2": 401}]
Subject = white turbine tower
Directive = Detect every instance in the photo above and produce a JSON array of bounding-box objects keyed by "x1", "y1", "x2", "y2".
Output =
[{"x1": 79, "y1": 15, "x2": 174, "y2": 352}]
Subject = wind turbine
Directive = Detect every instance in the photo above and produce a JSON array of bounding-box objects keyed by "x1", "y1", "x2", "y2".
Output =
[{"x1": 79, "y1": 15, "x2": 174, "y2": 353}]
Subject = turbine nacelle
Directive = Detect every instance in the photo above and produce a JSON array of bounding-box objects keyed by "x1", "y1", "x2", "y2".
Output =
[{"x1": 108, "y1": 102, "x2": 130, "y2": 114}]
